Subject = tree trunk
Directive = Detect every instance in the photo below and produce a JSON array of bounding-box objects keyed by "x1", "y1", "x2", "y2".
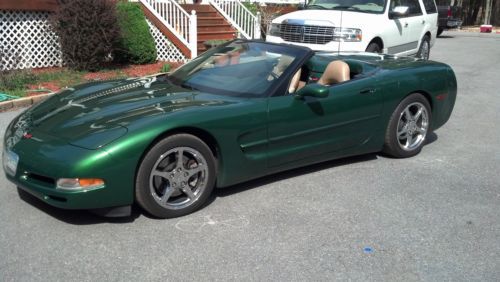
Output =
[
  {"x1": 484, "y1": 0, "x2": 492, "y2": 24},
  {"x1": 492, "y1": 1, "x2": 500, "y2": 26}
]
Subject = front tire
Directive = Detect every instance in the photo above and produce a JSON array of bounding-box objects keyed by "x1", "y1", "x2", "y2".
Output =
[
  {"x1": 366, "y1": 42, "x2": 382, "y2": 53},
  {"x1": 135, "y1": 134, "x2": 216, "y2": 218},
  {"x1": 383, "y1": 93, "x2": 432, "y2": 158}
]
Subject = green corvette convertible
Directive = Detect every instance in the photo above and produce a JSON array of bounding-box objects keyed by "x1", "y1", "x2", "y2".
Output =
[{"x1": 3, "y1": 40, "x2": 456, "y2": 218}]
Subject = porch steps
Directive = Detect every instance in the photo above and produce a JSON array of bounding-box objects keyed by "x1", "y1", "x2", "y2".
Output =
[{"x1": 181, "y1": 4, "x2": 237, "y2": 54}]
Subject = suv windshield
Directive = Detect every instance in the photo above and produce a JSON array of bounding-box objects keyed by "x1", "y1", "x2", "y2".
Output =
[{"x1": 306, "y1": 0, "x2": 387, "y2": 13}]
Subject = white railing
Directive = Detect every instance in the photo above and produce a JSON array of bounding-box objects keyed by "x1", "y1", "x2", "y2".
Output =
[
  {"x1": 208, "y1": 0, "x2": 261, "y2": 39},
  {"x1": 140, "y1": 0, "x2": 197, "y2": 58}
]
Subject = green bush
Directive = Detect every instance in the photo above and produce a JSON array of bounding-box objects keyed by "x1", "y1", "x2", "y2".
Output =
[
  {"x1": 115, "y1": 2, "x2": 157, "y2": 64},
  {"x1": 0, "y1": 69, "x2": 36, "y2": 92},
  {"x1": 242, "y1": 2, "x2": 258, "y2": 15},
  {"x1": 160, "y1": 63, "x2": 171, "y2": 73},
  {"x1": 0, "y1": 43, "x2": 37, "y2": 95},
  {"x1": 51, "y1": 0, "x2": 121, "y2": 71}
]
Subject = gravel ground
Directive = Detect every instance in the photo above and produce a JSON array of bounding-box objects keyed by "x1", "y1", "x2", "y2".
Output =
[{"x1": 0, "y1": 31, "x2": 499, "y2": 281}]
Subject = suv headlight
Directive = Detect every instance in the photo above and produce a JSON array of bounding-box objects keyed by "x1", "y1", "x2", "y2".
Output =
[
  {"x1": 333, "y1": 28, "x2": 362, "y2": 42},
  {"x1": 268, "y1": 23, "x2": 280, "y2": 36}
]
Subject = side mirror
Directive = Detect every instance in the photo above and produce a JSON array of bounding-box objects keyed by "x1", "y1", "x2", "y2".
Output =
[
  {"x1": 295, "y1": 84, "x2": 329, "y2": 99},
  {"x1": 389, "y1": 6, "x2": 409, "y2": 19},
  {"x1": 298, "y1": 3, "x2": 306, "y2": 10}
]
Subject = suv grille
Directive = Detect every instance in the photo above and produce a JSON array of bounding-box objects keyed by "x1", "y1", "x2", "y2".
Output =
[{"x1": 278, "y1": 24, "x2": 334, "y2": 45}]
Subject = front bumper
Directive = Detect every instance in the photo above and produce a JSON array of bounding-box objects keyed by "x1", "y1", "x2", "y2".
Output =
[
  {"x1": 4, "y1": 130, "x2": 135, "y2": 210},
  {"x1": 266, "y1": 35, "x2": 367, "y2": 52},
  {"x1": 9, "y1": 174, "x2": 113, "y2": 210},
  {"x1": 446, "y1": 19, "x2": 462, "y2": 29}
]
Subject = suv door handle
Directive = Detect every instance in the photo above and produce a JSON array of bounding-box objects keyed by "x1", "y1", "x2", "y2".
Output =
[
  {"x1": 404, "y1": 22, "x2": 408, "y2": 27},
  {"x1": 422, "y1": 20, "x2": 426, "y2": 24}
]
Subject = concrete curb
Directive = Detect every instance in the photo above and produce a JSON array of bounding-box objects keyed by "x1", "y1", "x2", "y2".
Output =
[{"x1": 0, "y1": 92, "x2": 56, "y2": 112}]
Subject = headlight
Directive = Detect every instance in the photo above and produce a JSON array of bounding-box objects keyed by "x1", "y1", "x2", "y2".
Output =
[
  {"x1": 268, "y1": 23, "x2": 280, "y2": 36},
  {"x1": 3, "y1": 149, "x2": 19, "y2": 177},
  {"x1": 333, "y1": 28, "x2": 362, "y2": 42},
  {"x1": 56, "y1": 178, "x2": 105, "y2": 191}
]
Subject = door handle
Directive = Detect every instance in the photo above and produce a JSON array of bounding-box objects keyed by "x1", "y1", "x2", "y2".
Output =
[
  {"x1": 404, "y1": 22, "x2": 408, "y2": 27},
  {"x1": 422, "y1": 20, "x2": 426, "y2": 24},
  {"x1": 360, "y1": 88, "x2": 376, "y2": 94}
]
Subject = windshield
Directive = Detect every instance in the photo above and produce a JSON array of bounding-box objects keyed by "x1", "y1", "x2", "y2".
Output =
[
  {"x1": 306, "y1": 0, "x2": 387, "y2": 13},
  {"x1": 169, "y1": 41, "x2": 307, "y2": 97}
]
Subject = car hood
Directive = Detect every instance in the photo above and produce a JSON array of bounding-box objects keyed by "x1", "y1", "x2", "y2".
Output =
[
  {"x1": 11, "y1": 75, "x2": 236, "y2": 149},
  {"x1": 272, "y1": 10, "x2": 379, "y2": 28}
]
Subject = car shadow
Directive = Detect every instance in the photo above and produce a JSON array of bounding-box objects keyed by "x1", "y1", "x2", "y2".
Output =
[
  {"x1": 426, "y1": 132, "x2": 438, "y2": 144},
  {"x1": 437, "y1": 35, "x2": 455, "y2": 39},
  {"x1": 212, "y1": 153, "x2": 378, "y2": 199},
  {"x1": 17, "y1": 188, "x2": 141, "y2": 225},
  {"x1": 213, "y1": 132, "x2": 438, "y2": 198}
]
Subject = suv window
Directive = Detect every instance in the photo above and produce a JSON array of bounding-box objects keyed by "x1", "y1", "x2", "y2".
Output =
[
  {"x1": 422, "y1": 0, "x2": 437, "y2": 13},
  {"x1": 390, "y1": 0, "x2": 423, "y2": 17}
]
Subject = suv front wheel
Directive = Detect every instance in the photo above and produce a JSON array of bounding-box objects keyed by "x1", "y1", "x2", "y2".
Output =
[
  {"x1": 366, "y1": 42, "x2": 382, "y2": 53},
  {"x1": 417, "y1": 35, "x2": 431, "y2": 60}
]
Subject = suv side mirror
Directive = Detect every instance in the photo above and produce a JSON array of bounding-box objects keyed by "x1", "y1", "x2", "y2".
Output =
[
  {"x1": 389, "y1": 6, "x2": 409, "y2": 19},
  {"x1": 295, "y1": 84, "x2": 329, "y2": 99}
]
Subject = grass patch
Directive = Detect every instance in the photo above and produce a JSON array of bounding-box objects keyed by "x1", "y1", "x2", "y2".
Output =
[
  {"x1": 35, "y1": 70, "x2": 88, "y2": 87},
  {"x1": 0, "y1": 61, "x2": 179, "y2": 99}
]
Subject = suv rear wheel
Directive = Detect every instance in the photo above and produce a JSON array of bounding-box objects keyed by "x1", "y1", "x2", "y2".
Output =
[{"x1": 417, "y1": 35, "x2": 431, "y2": 60}]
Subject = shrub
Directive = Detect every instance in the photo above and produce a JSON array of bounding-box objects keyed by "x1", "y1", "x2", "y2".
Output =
[
  {"x1": 51, "y1": 0, "x2": 121, "y2": 71},
  {"x1": 0, "y1": 70, "x2": 37, "y2": 92},
  {"x1": 160, "y1": 63, "x2": 171, "y2": 73},
  {"x1": 115, "y1": 2, "x2": 157, "y2": 64},
  {"x1": 203, "y1": 39, "x2": 229, "y2": 49},
  {"x1": 242, "y1": 2, "x2": 258, "y2": 15},
  {"x1": 0, "y1": 45, "x2": 37, "y2": 94}
]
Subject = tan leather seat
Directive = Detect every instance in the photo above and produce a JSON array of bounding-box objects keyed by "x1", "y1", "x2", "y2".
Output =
[
  {"x1": 317, "y1": 60, "x2": 350, "y2": 86},
  {"x1": 273, "y1": 56, "x2": 294, "y2": 76},
  {"x1": 214, "y1": 54, "x2": 229, "y2": 66},
  {"x1": 288, "y1": 69, "x2": 302, "y2": 93},
  {"x1": 268, "y1": 56, "x2": 294, "y2": 81}
]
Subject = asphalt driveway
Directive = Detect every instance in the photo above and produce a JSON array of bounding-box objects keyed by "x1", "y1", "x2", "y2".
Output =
[{"x1": 1, "y1": 31, "x2": 499, "y2": 281}]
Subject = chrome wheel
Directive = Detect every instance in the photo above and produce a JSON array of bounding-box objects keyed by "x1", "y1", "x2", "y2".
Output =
[
  {"x1": 418, "y1": 38, "x2": 430, "y2": 60},
  {"x1": 397, "y1": 102, "x2": 429, "y2": 151},
  {"x1": 149, "y1": 147, "x2": 208, "y2": 210}
]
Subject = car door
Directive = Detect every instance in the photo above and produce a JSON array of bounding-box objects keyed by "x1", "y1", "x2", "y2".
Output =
[
  {"x1": 404, "y1": 0, "x2": 426, "y2": 55},
  {"x1": 385, "y1": 0, "x2": 410, "y2": 54},
  {"x1": 386, "y1": 0, "x2": 422, "y2": 56},
  {"x1": 267, "y1": 72, "x2": 383, "y2": 168},
  {"x1": 421, "y1": 0, "x2": 439, "y2": 43}
]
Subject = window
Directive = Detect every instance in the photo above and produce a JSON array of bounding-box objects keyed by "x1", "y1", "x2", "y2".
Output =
[
  {"x1": 390, "y1": 0, "x2": 423, "y2": 17},
  {"x1": 169, "y1": 41, "x2": 307, "y2": 97},
  {"x1": 422, "y1": 0, "x2": 437, "y2": 14}
]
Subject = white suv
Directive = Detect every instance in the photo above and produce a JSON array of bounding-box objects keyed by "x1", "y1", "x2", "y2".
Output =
[{"x1": 266, "y1": 0, "x2": 438, "y2": 59}]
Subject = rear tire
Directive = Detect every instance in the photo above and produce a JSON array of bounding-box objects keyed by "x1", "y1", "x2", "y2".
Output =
[
  {"x1": 437, "y1": 27, "x2": 444, "y2": 37},
  {"x1": 135, "y1": 134, "x2": 216, "y2": 218},
  {"x1": 383, "y1": 93, "x2": 432, "y2": 158},
  {"x1": 417, "y1": 35, "x2": 431, "y2": 60},
  {"x1": 366, "y1": 42, "x2": 381, "y2": 53}
]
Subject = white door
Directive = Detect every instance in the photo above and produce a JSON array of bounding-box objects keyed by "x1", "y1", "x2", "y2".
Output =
[
  {"x1": 384, "y1": 0, "x2": 410, "y2": 54},
  {"x1": 386, "y1": 0, "x2": 422, "y2": 56},
  {"x1": 404, "y1": 0, "x2": 426, "y2": 55}
]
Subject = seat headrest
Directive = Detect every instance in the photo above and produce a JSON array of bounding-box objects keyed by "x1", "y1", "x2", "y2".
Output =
[{"x1": 317, "y1": 60, "x2": 350, "y2": 86}]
